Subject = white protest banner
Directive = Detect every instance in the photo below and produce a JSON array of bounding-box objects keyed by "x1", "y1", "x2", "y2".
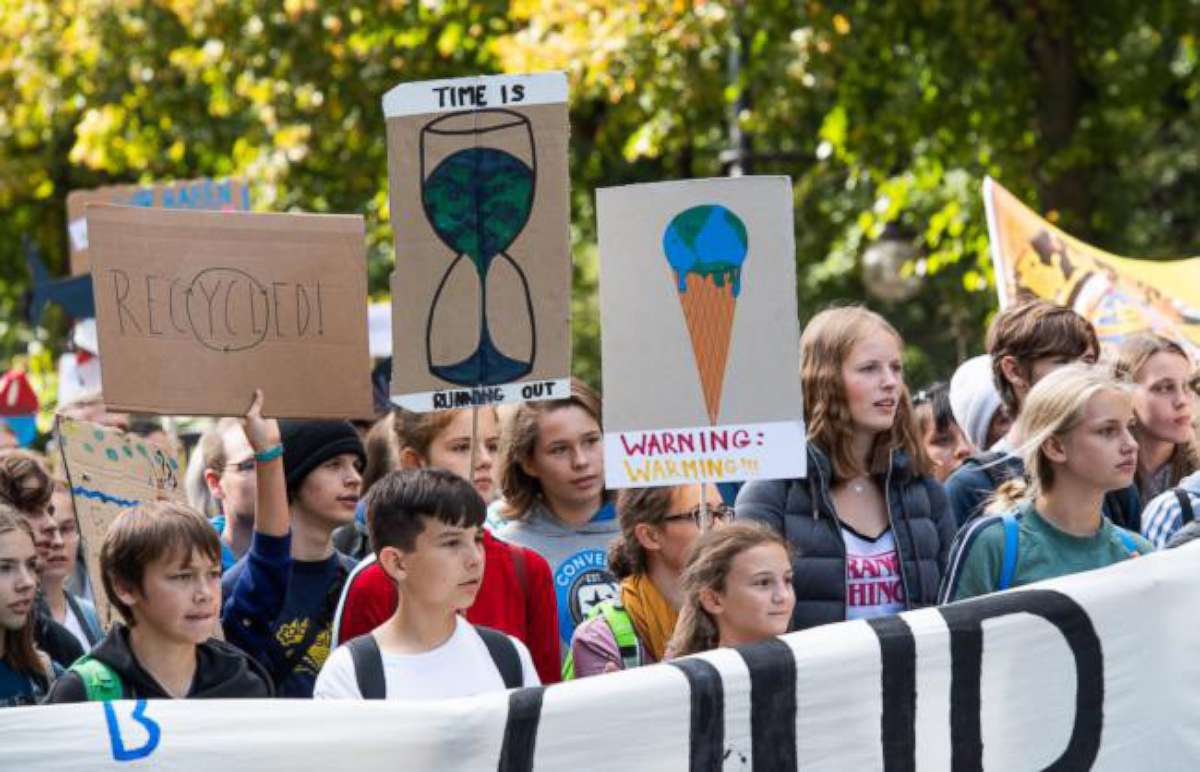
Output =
[
  {"x1": 383, "y1": 72, "x2": 572, "y2": 412},
  {"x1": 9, "y1": 520, "x2": 1198, "y2": 769},
  {"x1": 598, "y1": 176, "x2": 806, "y2": 489}
]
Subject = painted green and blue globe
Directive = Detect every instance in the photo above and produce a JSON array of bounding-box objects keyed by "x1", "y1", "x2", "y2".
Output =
[
  {"x1": 662, "y1": 204, "x2": 748, "y2": 296},
  {"x1": 423, "y1": 147, "x2": 534, "y2": 272}
]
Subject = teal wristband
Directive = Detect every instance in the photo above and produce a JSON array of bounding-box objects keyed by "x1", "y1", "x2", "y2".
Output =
[{"x1": 254, "y1": 444, "x2": 284, "y2": 464}]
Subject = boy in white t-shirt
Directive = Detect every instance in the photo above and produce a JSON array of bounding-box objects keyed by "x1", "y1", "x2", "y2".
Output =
[{"x1": 314, "y1": 468, "x2": 538, "y2": 699}]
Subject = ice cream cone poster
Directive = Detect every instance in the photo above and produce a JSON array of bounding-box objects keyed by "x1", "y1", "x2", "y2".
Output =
[
  {"x1": 383, "y1": 72, "x2": 572, "y2": 412},
  {"x1": 598, "y1": 177, "x2": 806, "y2": 489},
  {"x1": 984, "y1": 177, "x2": 1200, "y2": 358}
]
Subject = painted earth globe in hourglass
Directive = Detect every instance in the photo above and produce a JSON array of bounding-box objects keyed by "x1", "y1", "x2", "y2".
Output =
[{"x1": 420, "y1": 109, "x2": 538, "y2": 387}]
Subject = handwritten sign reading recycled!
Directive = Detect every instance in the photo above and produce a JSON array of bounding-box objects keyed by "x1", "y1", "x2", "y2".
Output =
[{"x1": 89, "y1": 205, "x2": 373, "y2": 419}]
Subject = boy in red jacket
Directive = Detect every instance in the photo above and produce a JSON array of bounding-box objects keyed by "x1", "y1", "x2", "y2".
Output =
[{"x1": 331, "y1": 406, "x2": 560, "y2": 683}]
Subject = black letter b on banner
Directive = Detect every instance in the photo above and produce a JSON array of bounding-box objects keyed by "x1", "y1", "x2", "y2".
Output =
[{"x1": 938, "y1": 590, "x2": 1103, "y2": 772}]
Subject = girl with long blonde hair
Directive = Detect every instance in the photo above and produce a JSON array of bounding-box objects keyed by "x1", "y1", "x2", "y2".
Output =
[
  {"x1": 940, "y1": 364, "x2": 1153, "y2": 602},
  {"x1": 737, "y1": 306, "x2": 955, "y2": 631},
  {"x1": 668, "y1": 522, "x2": 794, "y2": 658}
]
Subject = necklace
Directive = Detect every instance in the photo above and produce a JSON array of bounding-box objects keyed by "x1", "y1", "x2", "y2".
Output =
[{"x1": 846, "y1": 476, "x2": 870, "y2": 494}]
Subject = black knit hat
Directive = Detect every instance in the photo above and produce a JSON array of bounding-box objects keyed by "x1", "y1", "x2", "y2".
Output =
[{"x1": 280, "y1": 420, "x2": 365, "y2": 499}]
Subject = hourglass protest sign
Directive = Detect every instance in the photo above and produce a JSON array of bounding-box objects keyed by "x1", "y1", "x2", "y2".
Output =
[
  {"x1": 383, "y1": 72, "x2": 572, "y2": 412},
  {"x1": 597, "y1": 177, "x2": 807, "y2": 489}
]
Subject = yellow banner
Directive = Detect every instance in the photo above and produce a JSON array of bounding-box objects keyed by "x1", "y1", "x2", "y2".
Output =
[{"x1": 983, "y1": 177, "x2": 1200, "y2": 358}]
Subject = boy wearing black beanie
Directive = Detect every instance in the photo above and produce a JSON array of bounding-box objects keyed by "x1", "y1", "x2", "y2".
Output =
[{"x1": 222, "y1": 391, "x2": 364, "y2": 697}]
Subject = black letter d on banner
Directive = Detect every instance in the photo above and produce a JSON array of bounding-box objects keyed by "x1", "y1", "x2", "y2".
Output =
[{"x1": 938, "y1": 590, "x2": 1103, "y2": 772}]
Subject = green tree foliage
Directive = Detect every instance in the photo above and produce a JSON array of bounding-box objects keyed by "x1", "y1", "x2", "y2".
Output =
[
  {"x1": 502, "y1": 0, "x2": 1200, "y2": 386},
  {"x1": 3, "y1": 1, "x2": 1199, "y2": 402}
]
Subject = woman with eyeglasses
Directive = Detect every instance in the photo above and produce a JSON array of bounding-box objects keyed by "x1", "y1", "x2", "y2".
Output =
[
  {"x1": 567, "y1": 483, "x2": 727, "y2": 678},
  {"x1": 736, "y1": 306, "x2": 956, "y2": 630}
]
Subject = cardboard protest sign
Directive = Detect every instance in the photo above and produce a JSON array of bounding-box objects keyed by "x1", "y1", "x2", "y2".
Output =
[
  {"x1": 57, "y1": 417, "x2": 184, "y2": 629},
  {"x1": 88, "y1": 205, "x2": 372, "y2": 419},
  {"x1": 598, "y1": 176, "x2": 806, "y2": 489},
  {"x1": 984, "y1": 177, "x2": 1200, "y2": 359},
  {"x1": 66, "y1": 178, "x2": 251, "y2": 275},
  {"x1": 383, "y1": 72, "x2": 572, "y2": 412}
]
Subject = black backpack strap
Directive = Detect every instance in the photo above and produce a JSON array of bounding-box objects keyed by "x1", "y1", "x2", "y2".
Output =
[
  {"x1": 476, "y1": 625, "x2": 522, "y2": 689},
  {"x1": 346, "y1": 634, "x2": 385, "y2": 700},
  {"x1": 1176, "y1": 488, "x2": 1195, "y2": 526}
]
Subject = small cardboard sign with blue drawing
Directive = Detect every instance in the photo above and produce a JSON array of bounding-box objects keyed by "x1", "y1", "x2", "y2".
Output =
[
  {"x1": 598, "y1": 176, "x2": 806, "y2": 488},
  {"x1": 58, "y1": 417, "x2": 184, "y2": 630}
]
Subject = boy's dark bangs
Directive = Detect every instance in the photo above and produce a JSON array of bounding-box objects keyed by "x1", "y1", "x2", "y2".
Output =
[{"x1": 426, "y1": 483, "x2": 486, "y2": 531}]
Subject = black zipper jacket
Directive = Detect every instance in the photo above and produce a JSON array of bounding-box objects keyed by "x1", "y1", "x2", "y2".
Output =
[
  {"x1": 43, "y1": 624, "x2": 273, "y2": 703},
  {"x1": 736, "y1": 443, "x2": 956, "y2": 631}
]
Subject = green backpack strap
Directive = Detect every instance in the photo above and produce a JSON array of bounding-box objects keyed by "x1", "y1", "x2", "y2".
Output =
[
  {"x1": 560, "y1": 600, "x2": 643, "y2": 681},
  {"x1": 598, "y1": 602, "x2": 641, "y2": 671},
  {"x1": 69, "y1": 655, "x2": 124, "y2": 702}
]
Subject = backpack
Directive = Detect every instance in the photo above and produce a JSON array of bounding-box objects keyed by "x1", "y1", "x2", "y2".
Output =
[
  {"x1": 560, "y1": 600, "x2": 642, "y2": 681},
  {"x1": 69, "y1": 655, "x2": 124, "y2": 702},
  {"x1": 344, "y1": 625, "x2": 522, "y2": 700},
  {"x1": 996, "y1": 513, "x2": 1143, "y2": 591}
]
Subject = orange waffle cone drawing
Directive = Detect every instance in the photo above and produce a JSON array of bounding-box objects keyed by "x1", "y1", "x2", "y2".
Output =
[
  {"x1": 678, "y1": 274, "x2": 736, "y2": 424},
  {"x1": 663, "y1": 204, "x2": 748, "y2": 425}
]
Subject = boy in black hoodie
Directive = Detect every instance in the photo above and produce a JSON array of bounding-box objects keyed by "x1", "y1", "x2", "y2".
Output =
[{"x1": 44, "y1": 501, "x2": 271, "y2": 702}]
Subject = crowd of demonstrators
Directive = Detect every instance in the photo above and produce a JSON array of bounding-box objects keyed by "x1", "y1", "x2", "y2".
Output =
[
  {"x1": 939, "y1": 365, "x2": 1153, "y2": 601},
  {"x1": 737, "y1": 306, "x2": 956, "y2": 630},
  {"x1": 942, "y1": 300, "x2": 1141, "y2": 529},
  {"x1": 0, "y1": 296, "x2": 1197, "y2": 713}
]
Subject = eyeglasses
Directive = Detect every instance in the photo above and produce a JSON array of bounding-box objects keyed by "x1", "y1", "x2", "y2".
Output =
[{"x1": 660, "y1": 503, "x2": 733, "y2": 528}]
